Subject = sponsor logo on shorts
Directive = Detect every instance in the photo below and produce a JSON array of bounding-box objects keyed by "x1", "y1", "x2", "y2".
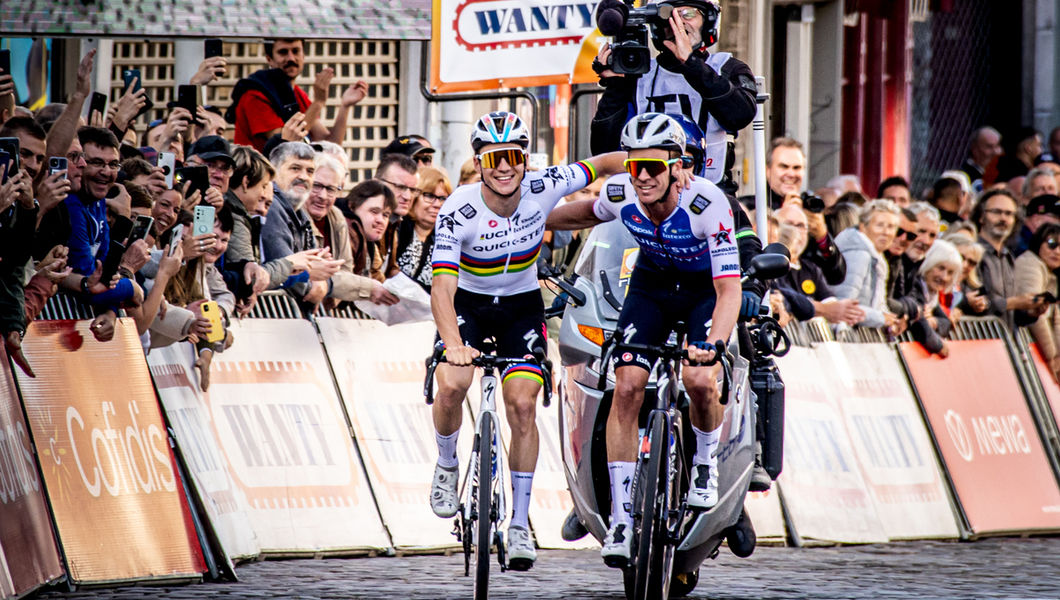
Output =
[{"x1": 621, "y1": 352, "x2": 633, "y2": 362}]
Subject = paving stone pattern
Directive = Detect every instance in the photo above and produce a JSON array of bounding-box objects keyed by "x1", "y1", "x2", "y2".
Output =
[{"x1": 35, "y1": 537, "x2": 1060, "y2": 599}]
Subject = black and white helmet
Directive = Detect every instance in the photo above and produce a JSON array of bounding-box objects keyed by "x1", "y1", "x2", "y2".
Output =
[
  {"x1": 470, "y1": 111, "x2": 531, "y2": 153},
  {"x1": 620, "y1": 113, "x2": 686, "y2": 154}
]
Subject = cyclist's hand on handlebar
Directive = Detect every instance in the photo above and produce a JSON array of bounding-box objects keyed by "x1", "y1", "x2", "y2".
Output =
[
  {"x1": 445, "y1": 344, "x2": 481, "y2": 366},
  {"x1": 684, "y1": 343, "x2": 716, "y2": 366}
]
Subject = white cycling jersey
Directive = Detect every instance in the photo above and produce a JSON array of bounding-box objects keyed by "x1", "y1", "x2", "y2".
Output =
[{"x1": 432, "y1": 161, "x2": 597, "y2": 296}]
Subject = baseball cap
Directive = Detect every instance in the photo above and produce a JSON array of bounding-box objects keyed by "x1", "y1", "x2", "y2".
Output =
[
  {"x1": 382, "y1": 136, "x2": 435, "y2": 158},
  {"x1": 1027, "y1": 194, "x2": 1060, "y2": 217},
  {"x1": 187, "y1": 135, "x2": 234, "y2": 167}
]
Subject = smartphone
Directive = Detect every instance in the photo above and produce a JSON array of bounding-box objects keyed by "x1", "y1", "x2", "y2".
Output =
[
  {"x1": 168, "y1": 223, "x2": 185, "y2": 257},
  {"x1": 200, "y1": 300, "x2": 225, "y2": 344},
  {"x1": 109, "y1": 215, "x2": 134, "y2": 246},
  {"x1": 49, "y1": 156, "x2": 68, "y2": 179},
  {"x1": 128, "y1": 215, "x2": 154, "y2": 245},
  {"x1": 0, "y1": 151, "x2": 11, "y2": 185},
  {"x1": 88, "y1": 91, "x2": 107, "y2": 123},
  {"x1": 193, "y1": 204, "x2": 216, "y2": 238},
  {"x1": 122, "y1": 68, "x2": 141, "y2": 93},
  {"x1": 177, "y1": 84, "x2": 199, "y2": 123},
  {"x1": 158, "y1": 152, "x2": 175, "y2": 188},
  {"x1": 1035, "y1": 292, "x2": 1058, "y2": 304},
  {"x1": 0, "y1": 50, "x2": 10, "y2": 76},
  {"x1": 174, "y1": 165, "x2": 209, "y2": 200},
  {"x1": 0, "y1": 137, "x2": 19, "y2": 176},
  {"x1": 204, "y1": 39, "x2": 223, "y2": 59}
]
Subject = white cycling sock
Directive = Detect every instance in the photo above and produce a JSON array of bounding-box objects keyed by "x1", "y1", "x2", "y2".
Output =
[
  {"x1": 692, "y1": 424, "x2": 722, "y2": 467},
  {"x1": 510, "y1": 471, "x2": 534, "y2": 529},
  {"x1": 608, "y1": 461, "x2": 636, "y2": 527},
  {"x1": 435, "y1": 430, "x2": 459, "y2": 468}
]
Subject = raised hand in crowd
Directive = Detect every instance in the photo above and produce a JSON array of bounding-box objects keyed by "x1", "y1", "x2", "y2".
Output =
[
  {"x1": 109, "y1": 78, "x2": 147, "y2": 133},
  {"x1": 964, "y1": 289, "x2": 988, "y2": 314},
  {"x1": 140, "y1": 166, "x2": 167, "y2": 198},
  {"x1": 285, "y1": 247, "x2": 326, "y2": 275},
  {"x1": 184, "y1": 299, "x2": 214, "y2": 343},
  {"x1": 0, "y1": 169, "x2": 34, "y2": 211},
  {"x1": 35, "y1": 170, "x2": 72, "y2": 214},
  {"x1": 4, "y1": 331, "x2": 33, "y2": 378},
  {"x1": 44, "y1": 49, "x2": 95, "y2": 159},
  {"x1": 162, "y1": 107, "x2": 194, "y2": 150},
  {"x1": 36, "y1": 245, "x2": 73, "y2": 283},
  {"x1": 190, "y1": 56, "x2": 228, "y2": 86},
  {"x1": 203, "y1": 186, "x2": 224, "y2": 210},
  {"x1": 89, "y1": 310, "x2": 117, "y2": 343},
  {"x1": 105, "y1": 182, "x2": 131, "y2": 218},
  {"x1": 369, "y1": 281, "x2": 399, "y2": 306},
  {"x1": 305, "y1": 255, "x2": 344, "y2": 282},
  {"x1": 341, "y1": 80, "x2": 369, "y2": 108},
  {"x1": 312, "y1": 67, "x2": 336, "y2": 104},
  {"x1": 118, "y1": 238, "x2": 152, "y2": 276},
  {"x1": 282, "y1": 112, "x2": 309, "y2": 142},
  {"x1": 0, "y1": 71, "x2": 13, "y2": 97},
  {"x1": 182, "y1": 230, "x2": 219, "y2": 261},
  {"x1": 82, "y1": 260, "x2": 111, "y2": 295}
]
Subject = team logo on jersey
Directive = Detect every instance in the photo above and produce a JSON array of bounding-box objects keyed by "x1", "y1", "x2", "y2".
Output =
[
  {"x1": 720, "y1": 264, "x2": 739, "y2": 272},
  {"x1": 438, "y1": 213, "x2": 459, "y2": 233},
  {"x1": 530, "y1": 179, "x2": 545, "y2": 193},
  {"x1": 689, "y1": 194, "x2": 711, "y2": 215},
  {"x1": 801, "y1": 279, "x2": 816, "y2": 295},
  {"x1": 712, "y1": 222, "x2": 732, "y2": 245},
  {"x1": 630, "y1": 214, "x2": 643, "y2": 224},
  {"x1": 607, "y1": 184, "x2": 625, "y2": 202},
  {"x1": 489, "y1": 219, "x2": 498, "y2": 228},
  {"x1": 459, "y1": 204, "x2": 477, "y2": 219}
]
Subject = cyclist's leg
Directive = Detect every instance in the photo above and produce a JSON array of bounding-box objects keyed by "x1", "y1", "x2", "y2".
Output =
[{"x1": 683, "y1": 295, "x2": 723, "y2": 509}]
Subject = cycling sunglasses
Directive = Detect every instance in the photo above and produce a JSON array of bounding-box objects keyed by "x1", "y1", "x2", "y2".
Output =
[
  {"x1": 477, "y1": 148, "x2": 526, "y2": 169},
  {"x1": 624, "y1": 157, "x2": 680, "y2": 178}
]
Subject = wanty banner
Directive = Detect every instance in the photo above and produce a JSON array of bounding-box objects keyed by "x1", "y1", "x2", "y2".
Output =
[
  {"x1": 901, "y1": 340, "x2": 1060, "y2": 535},
  {"x1": 430, "y1": 0, "x2": 605, "y2": 93},
  {"x1": 203, "y1": 319, "x2": 390, "y2": 553},
  {"x1": 15, "y1": 320, "x2": 206, "y2": 584},
  {"x1": 0, "y1": 346, "x2": 63, "y2": 596},
  {"x1": 147, "y1": 343, "x2": 261, "y2": 561},
  {"x1": 316, "y1": 318, "x2": 472, "y2": 551}
]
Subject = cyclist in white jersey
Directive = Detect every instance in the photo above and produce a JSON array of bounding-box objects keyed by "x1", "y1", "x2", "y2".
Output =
[
  {"x1": 547, "y1": 113, "x2": 741, "y2": 566},
  {"x1": 428, "y1": 111, "x2": 625, "y2": 569}
]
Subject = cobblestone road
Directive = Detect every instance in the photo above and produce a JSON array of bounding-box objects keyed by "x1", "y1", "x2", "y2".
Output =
[{"x1": 37, "y1": 537, "x2": 1060, "y2": 599}]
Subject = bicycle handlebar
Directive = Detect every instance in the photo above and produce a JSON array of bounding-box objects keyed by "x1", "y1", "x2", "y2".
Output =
[
  {"x1": 598, "y1": 338, "x2": 735, "y2": 404},
  {"x1": 423, "y1": 342, "x2": 553, "y2": 407}
]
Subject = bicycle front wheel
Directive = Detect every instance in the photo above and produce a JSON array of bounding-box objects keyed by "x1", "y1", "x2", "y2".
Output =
[
  {"x1": 632, "y1": 415, "x2": 675, "y2": 600},
  {"x1": 474, "y1": 414, "x2": 495, "y2": 600}
]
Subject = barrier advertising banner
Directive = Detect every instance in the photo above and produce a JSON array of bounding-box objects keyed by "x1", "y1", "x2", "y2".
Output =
[
  {"x1": 775, "y1": 347, "x2": 888, "y2": 544},
  {"x1": 0, "y1": 346, "x2": 63, "y2": 596},
  {"x1": 900, "y1": 340, "x2": 1060, "y2": 534},
  {"x1": 15, "y1": 320, "x2": 206, "y2": 584},
  {"x1": 147, "y1": 343, "x2": 261, "y2": 561},
  {"x1": 819, "y1": 343, "x2": 960, "y2": 540},
  {"x1": 1028, "y1": 342, "x2": 1060, "y2": 428},
  {"x1": 316, "y1": 318, "x2": 471, "y2": 551},
  {"x1": 429, "y1": 0, "x2": 604, "y2": 92},
  {"x1": 201, "y1": 319, "x2": 390, "y2": 553},
  {"x1": 743, "y1": 490, "x2": 786, "y2": 542}
]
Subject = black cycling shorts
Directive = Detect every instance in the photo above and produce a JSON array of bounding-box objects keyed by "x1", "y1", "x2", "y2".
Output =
[
  {"x1": 444, "y1": 288, "x2": 547, "y2": 384},
  {"x1": 613, "y1": 267, "x2": 717, "y2": 371}
]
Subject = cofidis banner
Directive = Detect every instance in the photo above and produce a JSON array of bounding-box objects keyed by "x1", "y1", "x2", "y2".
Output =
[
  {"x1": 15, "y1": 320, "x2": 205, "y2": 584},
  {"x1": 429, "y1": 0, "x2": 605, "y2": 93}
]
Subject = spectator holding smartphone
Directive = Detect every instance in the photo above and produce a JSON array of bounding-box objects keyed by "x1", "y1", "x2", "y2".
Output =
[{"x1": 1015, "y1": 223, "x2": 1060, "y2": 381}]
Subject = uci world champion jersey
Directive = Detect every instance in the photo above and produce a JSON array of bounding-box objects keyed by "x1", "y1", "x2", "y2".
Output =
[
  {"x1": 591, "y1": 174, "x2": 740, "y2": 279},
  {"x1": 432, "y1": 161, "x2": 596, "y2": 296}
]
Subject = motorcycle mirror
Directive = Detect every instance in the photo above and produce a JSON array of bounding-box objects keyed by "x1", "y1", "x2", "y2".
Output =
[
  {"x1": 761, "y1": 242, "x2": 790, "y2": 259},
  {"x1": 746, "y1": 250, "x2": 790, "y2": 281}
]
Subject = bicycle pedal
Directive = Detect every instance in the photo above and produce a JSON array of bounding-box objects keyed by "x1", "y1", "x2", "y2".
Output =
[
  {"x1": 507, "y1": 558, "x2": 534, "y2": 572},
  {"x1": 602, "y1": 555, "x2": 630, "y2": 569}
]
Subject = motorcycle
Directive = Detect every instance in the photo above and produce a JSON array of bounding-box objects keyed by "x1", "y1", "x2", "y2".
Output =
[{"x1": 554, "y1": 221, "x2": 789, "y2": 598}]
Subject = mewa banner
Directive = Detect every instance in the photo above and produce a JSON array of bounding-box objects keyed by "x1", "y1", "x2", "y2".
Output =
[
  {"x1": 0, "y1": 345, "x2": 64, "y2": 597},
  {"x1": 429, "y1": 0, "x2": 605, "y2": 92},
  {"x1": 901, "y1": 340, "x2": 1060, "y2": 535},
  {"x1": 15, "y1": 320, "x2": 206, "y2": 584}
]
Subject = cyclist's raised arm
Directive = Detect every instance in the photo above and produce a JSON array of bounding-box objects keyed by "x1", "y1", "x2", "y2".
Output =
[
  {"x1": 580, "y1": 151, "x2": 627, "y2": 179},
  {"x1": 547, "y1": 199, "x2": 604, "y2": 231}
]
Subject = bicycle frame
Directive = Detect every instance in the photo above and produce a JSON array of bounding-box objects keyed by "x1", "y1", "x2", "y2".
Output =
[{"x1": 458, "y1": 367, "x2": 507, "y2": 573}]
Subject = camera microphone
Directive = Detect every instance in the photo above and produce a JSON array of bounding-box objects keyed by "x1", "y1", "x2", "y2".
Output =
[{"x1": 596, "y1": 0, "x2": 628, "y2": 36}]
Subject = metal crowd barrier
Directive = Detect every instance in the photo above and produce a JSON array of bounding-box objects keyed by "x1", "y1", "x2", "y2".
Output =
[
  {"x1": 36, "y1": 292, "x2": 95, "y2": 321},
  {"x1": 245, "y1": 291, "x2": 302, "y2": 319}
]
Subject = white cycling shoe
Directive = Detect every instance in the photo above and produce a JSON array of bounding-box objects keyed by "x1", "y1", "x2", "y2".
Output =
[
  {"x1": 687, "y1": 463, "x2": 718, "y2": 510},
  {"x1": 506, "y1": 525, "x2": 536, "y2": 571},
  {"x1": 430, "y1": 463, "x2": 459, "y2": 518},
  {"x1": 601, "y1": 521, "x2": 632, "y2": 568}
]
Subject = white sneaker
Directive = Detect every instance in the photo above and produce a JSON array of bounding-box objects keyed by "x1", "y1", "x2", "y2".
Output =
[
  {"x1": 430, "y1": 463, "x2": 459, "y2": 518},
  {"x1": 687, "y1": 463, "x2": 718, "y2": 510},
  {"x1": 600, "y1": 521, "x2": 632, "y2": 568},
  {"x1": 506, "y1": 525, "x2": 536, "y2": 571}
]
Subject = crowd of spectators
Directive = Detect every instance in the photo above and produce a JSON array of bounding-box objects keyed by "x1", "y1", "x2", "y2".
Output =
[
  {"x1": 0, "y1": 39, "x2": 454, "y2": 389},
  {"x1": 759, "y1": 128, "x2": 1060, "y2": 379}
]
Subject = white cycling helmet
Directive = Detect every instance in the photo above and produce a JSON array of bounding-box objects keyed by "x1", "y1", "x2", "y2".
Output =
[
  {"x1": 471, "y1": 111, "x2": 531, "y2": 152},
  {"x1": 620, "y1": 113, "x2": 687, "y2": 154}
]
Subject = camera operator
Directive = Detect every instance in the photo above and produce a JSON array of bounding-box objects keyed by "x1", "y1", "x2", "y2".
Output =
[{"x1": 589, "y1": 0, "x2": 756, "y2": 194}]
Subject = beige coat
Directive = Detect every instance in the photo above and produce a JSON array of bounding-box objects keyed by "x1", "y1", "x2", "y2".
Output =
[
  {"x1": 311, "y1": 206, "x2": 375, "y2": 300},
  {"x1": 1014, "y1": 251, "x2": 1060, "y2": 360}
]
